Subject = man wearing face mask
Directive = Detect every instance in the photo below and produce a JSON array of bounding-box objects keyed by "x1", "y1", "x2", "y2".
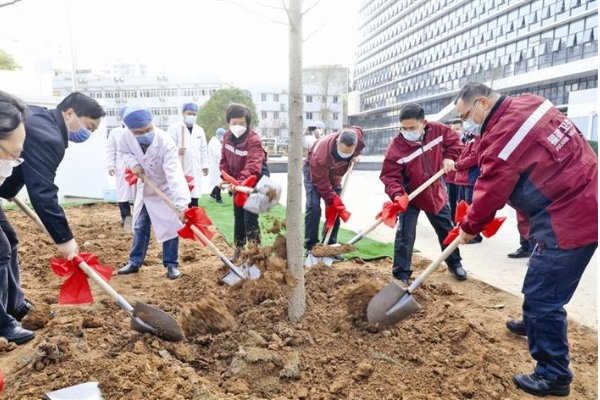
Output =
[
  {"x1": 455, "y1": 82, "x2": 597, "y2": 397},
  {"x1": 117, "y1": 105, "x2": 190, "y2": 280},
  {"x1": 219, "y1": 103, "x2": 268, "y2": 262},
  {"x1": 380, "y1": 103, "x2": 465, "y2": 285},
  {"x1": 0, "y1": 92, "x2": 104, "y2": 268},
  {"x1": 303, "y1": 127, "x2": 364, "y2": 255},
  {"x1": 167, "y1": 103, "x2": 209, "y2": 207}
]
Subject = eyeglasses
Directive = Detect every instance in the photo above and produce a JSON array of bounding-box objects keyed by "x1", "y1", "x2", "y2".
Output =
[
  {"x1": 458, "y1": 98, "x2": 483, "y2": 122},
  {"x1": 0, "y1": 143, "x2": 24, "y2": 167}
]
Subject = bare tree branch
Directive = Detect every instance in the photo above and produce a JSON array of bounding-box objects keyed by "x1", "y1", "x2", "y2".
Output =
[
  {"x1": 302, "y1": 0, "x2": 321, "y2": 16},
  {"x1": 213, "y1": 0, "x2": 288, "y2": 25},
  {"x1": 0, "y1": 0, "x2": 22, "y2": 8},
  {"x1": 251, "y1": 0, "x2": 286, "y2": 11},
  {"x1": 302, "y1": 16, "x2": 331, "y2": 43}
]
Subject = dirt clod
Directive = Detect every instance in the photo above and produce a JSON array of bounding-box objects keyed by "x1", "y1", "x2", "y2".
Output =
[
  {"x1": 310, "y1": 243, "x2": 357, "y2": 257},
  {"x1": 20, "y1": 303, "x2": 52, "y2": 330},
  {"x1": 180, "y1": 294, "x2": 236, "y2": 336}
]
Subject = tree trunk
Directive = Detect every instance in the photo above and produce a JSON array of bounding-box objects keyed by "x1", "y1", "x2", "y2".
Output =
[{"x1": 286, "y1": 0, "x2": 306, "y2": 322}]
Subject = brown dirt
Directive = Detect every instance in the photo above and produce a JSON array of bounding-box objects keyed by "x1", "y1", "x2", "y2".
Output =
[
  {"x1": 180, "y1": 294, "x2": 236, "y2": 336},
  {"x1": 1, "y1": 203, "x2": 597, "y2": 399},
  {"x1": 310, "y1": 242, "x2": 357, "y2": 257},
  {"x1": 20, "y1": 303, "x2": 52, "y2": 330}
]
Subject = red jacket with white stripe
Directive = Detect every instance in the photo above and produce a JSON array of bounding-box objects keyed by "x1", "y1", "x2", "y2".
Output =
[
  {"x1": 454, "y1": 135, "x2": 481, "y2": 186},
  {"x1": 380, "y1": 121, "x2": 464, "y2": 214},
  {"x1": 304, "y1": 126, "x2": 365, "y2": 205},
  {"x1": 219, "y1": 129, "x2": 265, "y2": 182},
  {"x1": 461, "y1": 94, "x2": 598, "y2": 249}
]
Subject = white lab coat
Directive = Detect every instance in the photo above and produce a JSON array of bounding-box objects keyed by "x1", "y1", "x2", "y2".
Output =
[
  {"x1": 117, "y1": 128, "x2": 191, "y2": 243},
  {"x1": 208, "y1": 136, "x2": 222, "y2": 188},
  {"x1": 166, "y1": 121, "x2": 209, "y2": 198},
  {"x1": 106, "y1": 126, "x2": 134, "y2": 202}
]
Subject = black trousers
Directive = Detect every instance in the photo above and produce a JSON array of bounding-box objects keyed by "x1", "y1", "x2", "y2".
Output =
[
  {"x1": 210, "y1": 186, "x2": 222, "y2": 201},
  {"x1": 234, "y1": 203, "x2": 260, "y2": 247},
  {"x1": 446, "y1": 182, "x2": 460, "y2": 224},
  {"x1": 118, "y1": 201, "x2": 131, "y2": 224},
  {"x1": 189, "y1": 198, "x2": 199, "y2": 208},
  {"x1": 0, "y1": 208, "x2": 25, "y2": 335}
]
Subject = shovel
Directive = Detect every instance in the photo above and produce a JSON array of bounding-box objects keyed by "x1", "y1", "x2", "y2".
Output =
[
  {"x1": 11, "y1": 197, "x2": 184, "y2": 341},
  {"x1": 305, "y1": 162, "x2": 355, "y2": 268},
  {"x1": 45, "y1": 382, "x2": 102, "y2": 400},
  {"x1": 221, "y1": 175, "x2": 282, "y2": 214},
  {"x1": 123, "y1": 184, "x2": 136, "y2": 234},
  {"x1": 305, "y1": 168, "x2": 446, "y2": 267},
  {"x1": 366, "y1": 236, "x2": 460, "y2": 328},
  {"x1": 140, "y1": 174, "x2": 261, "y2": 286}
]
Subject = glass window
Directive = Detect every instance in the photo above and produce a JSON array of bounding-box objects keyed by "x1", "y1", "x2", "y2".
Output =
[{"x1": 570, "y1": 19, "x2": 585, "y2": 34}]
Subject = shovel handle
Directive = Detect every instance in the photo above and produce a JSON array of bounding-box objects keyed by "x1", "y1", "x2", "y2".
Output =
[
  {"x1": 408, "y1": 236, "x2": 461, "y2": 293},
  {"x1": 77, "y1": 259, "x2": 134, "y2": 313},
  {"x1": 10, "y1": 197, "x2": 51, "y2": 237},
  {"x1": 323, "y1": 162, "x2": 355, "y2": 245},
  {"x1": 140, "y1": 174, "x2": 184, "y2": 219},
  {"x1": 180, "y1": 126, "x2": 185, "y2": 169}
]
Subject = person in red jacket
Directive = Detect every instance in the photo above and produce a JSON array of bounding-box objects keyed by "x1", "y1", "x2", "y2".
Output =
[
  {"x1": 455, "y1": 82, "x2": 598, "y2": 397},
  {"x1": 444, "y1": 119, "x2": 464, "y2": 222},
  {"x1": 454, "y1": 132, "x2": 483, "y2": 243},
  {"x1": 220, "y1": 104, "x2": 267, "y2": 262},
  {"x1": 380, "y1": 103, "x2": 465, "y2": 284},
  {"x1": 304, "y1": 126, "x2": 364, "y2": 255}
]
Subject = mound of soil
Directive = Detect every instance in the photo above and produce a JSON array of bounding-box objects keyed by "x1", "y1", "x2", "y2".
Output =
[
  {"x1": 310, "y1": 243, "x2": 357, "y2": 257},
  {"x1": 0, "y1": 203, "x2": 597, "y2": 399}
]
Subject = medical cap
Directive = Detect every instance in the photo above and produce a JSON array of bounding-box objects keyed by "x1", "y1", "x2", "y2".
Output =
[
  {"x1": 123, "y1": 104, "x2": 153, "y2": 129},
  {"x1": 182, "y1": 102, "x2": 199, "y2": 113},
  {"x1": 215, "y1": 128, "x2": 226, "y2": 136}
]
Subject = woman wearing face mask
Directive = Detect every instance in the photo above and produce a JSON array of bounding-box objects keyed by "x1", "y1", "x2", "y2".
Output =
[
  {"x1": 167, "y1": 103, "x2": 209, "y2": 207},
  {"x1": 0, "y1": 91, "x2": 34, "y2": 345},
  {"x1": 219, "y1": 103, "x2": 268, "y2": 262}
]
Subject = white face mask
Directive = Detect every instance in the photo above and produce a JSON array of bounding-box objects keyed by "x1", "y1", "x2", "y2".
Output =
[
  {"x1": 230, "y1": 125, "x2": 246, "y2": 138},
  {"x1": 0, "y1": 158, "x2": 16, "y2": 186},
  {"x1": 184, "y1": 115, "x2": 196, "y2": 125},
  {"x1": 400, "y1": 130, "x2": 422, "y2": 142},
  {"x1": 337, "y1": 149, "x2": 354, "y2": 159}
]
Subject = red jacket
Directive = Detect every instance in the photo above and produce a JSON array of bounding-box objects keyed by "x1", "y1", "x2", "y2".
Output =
[
  {"x1": 443, "y1": 130, "x2": 463, "y2": 184},
  {"x1": 461, "y1": 94, "x2": 598, "y2": 249},
  {"x1": 220, "y1": 129, "x2": 265, "y2": 181},
  {"x1": 454, "y1": 135, "x2": 481, "y2": 186},
  {"x1": 304, "y1": 126, "x2": 365, "y2": 204},
  {"x1": 380, "y1": 121, "x2": 463, "y2": 214}
]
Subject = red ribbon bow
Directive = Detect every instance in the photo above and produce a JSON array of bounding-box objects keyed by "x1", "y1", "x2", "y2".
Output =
[
  {"x1": 50, "y1": 253, "x2": 113, "y2": 305},
  {"x1": 177, "y1": 207, "x2": 214, "y2": 245},
  {"x1": 124, "y1": 168, "x2": 138, "y2": 186},
  {"x1": 376, "y1": 194, "x2": 409, "y2": 228},
  {"x1": 443, "y1": 200, "x2": 507, "y2": 245},
  {"x1": 221, "y1": 170, "x2": 257, "y2": 207},
  {"x1": 325, "y1": 196, "x2": 351, "y2": 229},
  {"x1": 185, "y1": 175, "x2": 195, "y2": 192}
]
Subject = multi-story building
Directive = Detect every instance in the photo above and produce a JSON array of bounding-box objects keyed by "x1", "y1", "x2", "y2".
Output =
[
  {"x1": 54, "y1": 75, "x2": 225, "y2": 130},
  {"x1": 349, "y1": 0, "x2": 598, "y2": 154}
]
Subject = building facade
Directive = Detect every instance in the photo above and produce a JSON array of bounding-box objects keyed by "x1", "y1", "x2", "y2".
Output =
[{"x1": 349, "y1": 0, "x2": 598, "y2": 154}]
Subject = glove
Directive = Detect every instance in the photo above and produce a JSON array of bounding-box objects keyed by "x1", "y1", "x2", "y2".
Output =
[
  {"x1": 376, "y1": 194, "x2": 409, "y2": 228},
  {"x1": 325, "y1": 195, "x2": 351, "y2": 229},
  {"x1": 57, "y1": 238, "x2": 78, "y2": 260}
]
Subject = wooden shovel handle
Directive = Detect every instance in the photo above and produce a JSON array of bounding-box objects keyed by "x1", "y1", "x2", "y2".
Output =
[
  {"x1": 10, "y1": 197, "x2": 50, "y2": 236},
  {"x1": 408, "y1": 236, "x2": 461, "y2": 293},
  {"x1": 140, "y1": 174, "x2": 184, "y2": 219}
]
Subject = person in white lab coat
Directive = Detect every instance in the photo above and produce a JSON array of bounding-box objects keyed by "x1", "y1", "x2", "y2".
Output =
[
  {"x1": 208, "y1": 127, "x2": 225, "y2": 204},
  {"x1": 167, "y1": 103, "x2": 209, "y2": 208},
  {"x1": 106, "y1": 106, "x2": 134, "y2": 225},
  {"x1": 116, "y1": 105, "x2": 191, "y2": 280}
]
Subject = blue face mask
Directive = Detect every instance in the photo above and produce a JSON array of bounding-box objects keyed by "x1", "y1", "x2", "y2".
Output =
[
  {"x1": 68, "y1": 115, "x2": 92, "y2": 143},
  {"x1": 463, "y1": 119, "x2": 481, "y2": 137},
  {"x1": 135, "y1": 131, "x2": 155, "y2": 146}
]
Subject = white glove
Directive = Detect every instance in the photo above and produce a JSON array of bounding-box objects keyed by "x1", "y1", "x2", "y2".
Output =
[{"x1": 57, "y1": 238, "x2": 78, "y2": 260}]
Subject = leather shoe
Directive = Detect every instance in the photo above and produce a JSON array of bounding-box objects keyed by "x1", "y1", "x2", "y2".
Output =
[
  {"x1": 513, "y1": 373, "x2": 570, "y2": 397},
  {"x1": 3, "y1": 325, "x2": 35, "y2": 345},
  {"x1": 118, "y1": 263, "x2": 141, "y2": 275},
  {"x1": 167, "y1": 266, "x2": 182, "y2": 280},
  {"x1": 13, "y1": 300, "x2": 34, "y2": 322},
  {"x1": 506, "y1": 319, "x2": 527, "y2": 336},
  {"x1": 448, "y1": 264, "x2": 467, "y2": 281},
  {"x1": 508, "y1": 248, "x2": 531, "y2": 259}
]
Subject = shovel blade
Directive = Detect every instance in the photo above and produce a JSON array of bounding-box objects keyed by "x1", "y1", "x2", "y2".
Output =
[
  {"x1": 304, "y1": 253, "x2": 334, "y2": 268},
  {"x1": 366, "y1": 281, "x2": 422, "y2": 328},
  {"x1": 123, "y1": 216, "x2": 133, "y2": 233},
  {"x1": 45, "y1": 382, "x2": 102, "y2": 400},
  {"x1": 243, "y1": 176, "x2": 282, "y2": 214},
  {"x1": 221, "y1": 263, "x2": 262, "y2": 286},
  {"x1": 131, "y1": 301, "x2": 184, "y2": 342}
]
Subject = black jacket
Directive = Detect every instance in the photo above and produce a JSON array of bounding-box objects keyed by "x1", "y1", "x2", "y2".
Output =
[{"x1": 0, "y1": 106, "x2": 73, "y2": 244}]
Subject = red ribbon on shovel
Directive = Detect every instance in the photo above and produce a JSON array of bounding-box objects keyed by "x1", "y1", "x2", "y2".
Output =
[
  {"x1": 325, "y1": 196, "x2": 351, "y2": 229},
  {"x1": 124, "y1": 168, "x2": 138, "y2": 186},
  {"x1": 376, "y1": 194, "x2": 409, "y2": 228},
  {"x1": 443, "y1": 200, "x2": 507, "y2": 245},
  {"x1": 177, "y1": 207, "x2": 214, "y2": 245},
  {"x1": 221, "y1": 170, "x2": 257, "y2": 207},
  {"x1": 50, "y1": 253, "x2": 114, "y2": 305}
]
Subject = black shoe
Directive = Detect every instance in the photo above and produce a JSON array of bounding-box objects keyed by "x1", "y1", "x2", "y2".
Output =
[
  {"x1": 468, "y1": 235, "x2": 483, "y2": 244},
  {"x1": 118, "y1": 263, "x2": 141, "y2": 275},
  {"x1": 448, "y1": 264, "x2": 467, "y2": 281},
  {"x1": 506, "y1": 319, "x2": 527, "y2": 336},
  {"x1": 209, "y1": 192, "x2": 216, "y2": 200},
  {"x1": 508, "y1": 248, "x2": 531, "y2": 259},
  {"x1": 3, "y1": 326, "x2": 35, "y2": 345},
  {"x1": 216, "y1": 198, "x2": 223, "y2": 204},
  {"x1": 166, "y1": 266, "x2": 182, "y2": 280},
  {"x1": 513, "y1": 373, "x2": 570, "y2": 397},
  {"x1": 13, "y1": 300, "x2": 34, "y2": 322}
]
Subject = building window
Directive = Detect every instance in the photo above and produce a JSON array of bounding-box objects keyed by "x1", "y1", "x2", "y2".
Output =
[
  {"x1": 261, "y1": 111, "x2": 268, "y2": 119},
  {"x1": 306, "y1": 95, "x2": 313, "y2": 103},
  {"x1": 306, "y1": 112, "x2": 313, "y2": 119},
  {"x1": 333, "y1": 96, "x2": 339, "y2": 103},
  {"x1": 261, "y1": 93, "x2": 267, "y2": 101},
  {"x1": 333, "y1": 113, "x2": 339, "y2": 121},
  {"x1": 273, "y1": 111, "x2": 279, "y2": 119},
  {"x1": 274, "y1": 94, "x2": 279, "y2": 102}
]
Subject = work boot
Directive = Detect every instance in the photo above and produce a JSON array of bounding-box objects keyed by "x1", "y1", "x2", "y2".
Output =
[
  {"x1": 13, "y1": 300, "x2": 34, "y2": 322},
  {"x1": 2, "y1": 326, "x2": 35, "y2": 345},
  {"x1": 118, "y1": 263, "x2": 141, "y2": 275},
  {"x1": 448, "y1": 264, "x2": 467, "y2": 281},
  {"x1": 166, "y1": 266, "x2": 182, "y2": 280},
  {"x1": 513, "y1": 373, "x2": 570, "y2": 397},
  {"x1": 230, "y1": 247, "x2": 242, "y2": 263},
  {"x1": 508, "y1": 248, "x2": 531, "y2": 259},
  {"x1": 506, "y1": 319, "x2": 527, "y2": 336}
]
